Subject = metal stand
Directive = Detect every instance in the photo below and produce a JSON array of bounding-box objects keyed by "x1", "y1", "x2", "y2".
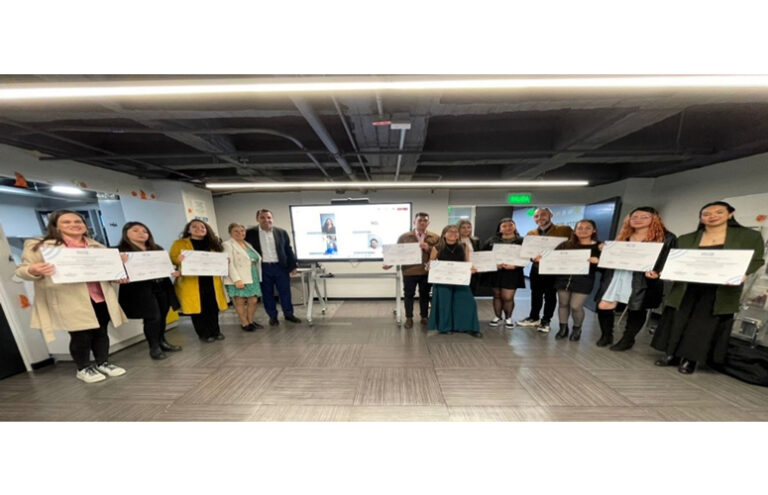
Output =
[{"x1": 305, "y1": 264, "x2": 403, "y2": 326}]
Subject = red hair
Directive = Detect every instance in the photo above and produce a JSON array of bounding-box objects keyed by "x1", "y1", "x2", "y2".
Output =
[{"x1": 616, "y1": 211, "x2": 667, "y2": 242}]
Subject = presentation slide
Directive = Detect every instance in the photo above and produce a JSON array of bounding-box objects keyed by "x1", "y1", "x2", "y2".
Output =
[{"x1": 290, "y1": 203, "x2": 412, "y2": 261}]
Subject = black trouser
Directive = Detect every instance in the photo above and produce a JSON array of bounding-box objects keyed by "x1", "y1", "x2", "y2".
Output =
[
  {"x1": 143, "y1": 285, "x2": 171, "y2": 350},
  {"x1": 403, "y1": 274, "x2": 430, "y2": 319},
  {"x1": 68, "y1": 300, "x2": 111, "y2": 370},
  {"x1": 191, "y1": 276, "x2": 221, "y2": 339},
  {"x1": 528, "y1": 266, "x2": 557, "y2": 324}
]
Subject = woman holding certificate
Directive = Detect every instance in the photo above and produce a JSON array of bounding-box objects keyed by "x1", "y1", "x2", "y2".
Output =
[
  {"x1": 118, "y1": 222, "x2": 182, "y2": 360},
  {"x1": 457, "y1": 219, "x2": 481, "y2": 294},
  {"x1": 15, "y1": 210, "x2": 128, "y2": 383},
  {"x1": 651, "y1": 201, "x2": 765, "y2": 374},
  {"x1": 553, "y1": 220, "x2": 602, "y2": 342},
  {"x1": 427, "y1": 225, "x2": 481, "y2": 337},
  {"x1": 482, "y1": 218, "x2": 526, "y2": 328},
  {"x1": 223, "y1": 223, "x2": 263, "y2": 332},
  {"x1": 594, "y1": 207, "x2": 676, "y2": 351},
  {"x1": 170, "y1": 220, "x2": 228, "y2": 343}
]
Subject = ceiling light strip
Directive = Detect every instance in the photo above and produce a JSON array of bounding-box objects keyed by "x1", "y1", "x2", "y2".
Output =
[
  {"x1": 2, "y1": 76, "x2": 768, "y2": 100},
  {"x1": 206, "y1": 180, "x2": 589, "y2": 191}
]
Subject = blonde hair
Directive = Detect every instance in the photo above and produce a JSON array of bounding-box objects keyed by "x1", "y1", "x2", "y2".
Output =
[{"x1": 228, "y1": 222, "x2": 245, "y2": 233}]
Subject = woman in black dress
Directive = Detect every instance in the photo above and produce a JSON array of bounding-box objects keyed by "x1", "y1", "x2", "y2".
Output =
[
  {"x1": 651, "y1": 201, "x2": 765, "y2": 374},
  {"x1": 118, "y1": 222, "x2": 182, "y2": 359},
  {"x1": 553, "y1": 219, "x2": 601, "y2": 342},
  {"x1": 482, "y1": 218, "x2": 526, "y2": 328}
]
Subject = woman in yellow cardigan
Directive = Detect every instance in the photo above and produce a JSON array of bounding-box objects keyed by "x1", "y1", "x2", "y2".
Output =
[{"x1": 169, "y1": 219, "x2": 228, "y2": 343}]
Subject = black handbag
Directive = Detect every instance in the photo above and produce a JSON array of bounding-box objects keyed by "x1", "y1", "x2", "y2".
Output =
[{"x1": 712, "y1": 338, "x2": 768, "y2": 387}]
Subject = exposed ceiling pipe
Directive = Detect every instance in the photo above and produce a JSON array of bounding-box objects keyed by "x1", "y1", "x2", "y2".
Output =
[
  {"x1": 290, "y1": 96, "x2": 357, "y2": 181},
  {"x1": 394, "y1": 128, "x2": 407, "y2": 181},
  {"x1": 331, "y1": 96, "x2": 371, "y2": 181},
  {"x1": 375, "y1": 93, "x2": 385, "y2": 118}
]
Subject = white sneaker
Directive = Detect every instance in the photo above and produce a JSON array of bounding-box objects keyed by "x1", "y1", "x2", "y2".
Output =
[
  {"x1": 537, "y1": 322, "x2": 551, "y2": 333},
  {"x1": 488, "y1": 317, "x2": 501, "y2": 327},
  {"x1": 517, "y1": 318, "x2": 540, "y2": 327},
  {"x1": 76, "y1": 365, "x2": 106, "y2": 384},
  {"x1": 504, "y1": 317, "x2": 515, "y2": 327},
  {"x1": 95, "y1": 362, "x2": 126, "y2": 377}
]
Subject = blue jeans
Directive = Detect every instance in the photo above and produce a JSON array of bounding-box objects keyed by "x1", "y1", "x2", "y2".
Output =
[{"x1": 260, "y1": 263, "x2": 294, "y2": 319}]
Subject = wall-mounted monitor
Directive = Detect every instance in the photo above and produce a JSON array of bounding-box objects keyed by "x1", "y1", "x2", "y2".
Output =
[{"x1": 290, "y1": 202, "x2": 412, "y2": 262}]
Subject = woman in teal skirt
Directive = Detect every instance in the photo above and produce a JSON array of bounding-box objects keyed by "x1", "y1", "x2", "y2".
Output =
[
  {"x1": 427, "y1": 225, "x2": 481, "y2": 337},
  {"x1": 223, "y1": 223, "x2": 263, "y2": 331}
]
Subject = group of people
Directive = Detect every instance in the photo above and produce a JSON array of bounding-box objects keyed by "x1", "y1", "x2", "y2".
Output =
[
  {"x1": 16, "y1": 208, "x2": 302, "y2": 383},
  {"x1": 14, "y1": 201, "x2": 765, "y2": 383},
  {"x1": 388, "y1": 203, "x2": 764, "y2": 375}
]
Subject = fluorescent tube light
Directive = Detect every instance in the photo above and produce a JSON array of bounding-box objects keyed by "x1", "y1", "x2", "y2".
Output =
[
  {"x1": 1, "y1": 76, "x2": 767, "y2": 101},
  {"x1": 51, "y1": 185, "x2": 85, "y2": 195},
  {"x1": 206, "y1": 180, "x2": 589, "y2": 191}
]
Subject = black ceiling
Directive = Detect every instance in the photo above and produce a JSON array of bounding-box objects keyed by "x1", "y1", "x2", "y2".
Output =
[{"x1": 1, "y1": 75, "x2": 768, "y2": 190}]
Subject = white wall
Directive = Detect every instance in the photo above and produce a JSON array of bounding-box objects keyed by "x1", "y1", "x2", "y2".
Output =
[{"x1": 0, "y1": 201, "x2": 44, "y2": 238}]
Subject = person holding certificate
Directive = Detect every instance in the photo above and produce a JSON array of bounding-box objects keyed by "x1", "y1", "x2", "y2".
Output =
[
  {"x1": 651, "y1": 201, "x2": 765, "y2": 374},
  {"x1": 457, "y1": 219, "x2": 481, "y2": 294},
  {"x1": 15, "y1": 210, "x2": 128, "y2": 383},
  {"x1": 170, "y1": 220, "x2": 228, "y2": 343},
  {"x1": 481, "y1": 218, "x2": 525, "y2": 328},
  {"x1": 594, "y1": 207, "x2": 676, "y2": 350},
  {"x1": 553, "y1": 220, "x2": 602, "y2": 341},
  {"x1": 517, "y1": 208, "x2": 573, "y2": 334},
  {"x1": 223, "y1": 223, "x2": 263, "y2": 332},
  {"x1": 383, "y1": 212, "x2": 440, "y2": 329},
  {"x1": 117, "y1": 222, "x2": 182, "y2": 360},
  {"x1": 427, "y1": 225, "x2": 481, "y2": 337}
]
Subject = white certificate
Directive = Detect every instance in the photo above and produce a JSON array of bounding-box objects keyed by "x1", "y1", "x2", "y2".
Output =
[
  {"x1": 123, "y1": 250, "x2": 175, "y2": 282},
  {"x1": 539, "y1": 249, "x2": 591, "y2": 275},
  {"x1": 427, "y1": 260, "x2": 472, "y2": 286},
  {"x1": 470, "y1": 251, "x2": 498, "y2": 272},
  {"x1": 661, "y1": 249, "x2": 755, "y2": 285},
  {"x1": 520, "y1": 235, "x2": 569, "y2": 258},
  {"x1": 41, "y1": 247, "x2": 127, "y2": 284},
  {"x1": 180, "y1": 250, "x2": 229, "y2": 276},
  {"x1": 491, "y1": 243, "x2": 531, "y2": 267},
  {"x1": 383, "y1": 243, "x2": 423, "y2": 266},
  {"x1": 598, "y1": 241, "x2": 664, "y2": 272}
]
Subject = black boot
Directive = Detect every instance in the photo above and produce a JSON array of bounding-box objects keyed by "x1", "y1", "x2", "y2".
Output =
[
  {"x1": 596, "y1": 309, "x2": 614, "y2": 347},
  {"x1": 160, "y1": 332, "x2": 182, "y2": 352},
  {"x1": 555, "y1": 324, "x2": 569, "y2": 340},
  {"x1": 610, "y1": 310, "x2": 645, "y2": 352},
  {"x1": 569, "y1": 326, "x2": 582, "y2": 341}
]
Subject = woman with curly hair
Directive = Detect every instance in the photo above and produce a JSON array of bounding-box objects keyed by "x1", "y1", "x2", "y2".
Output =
[
  {"x1": 170, "y1": 219, "x2": 228, "y2": 342},
  {"x1": 594, "y1": 207, "x2": 676, "y2": 351}
]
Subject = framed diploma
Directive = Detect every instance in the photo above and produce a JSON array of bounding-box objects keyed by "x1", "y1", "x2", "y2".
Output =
[
  {"x1": 180, "y1": 250, "x2": 229, "y2": 276},
  {"x1": 661, "y1": 249, "x2": 755, "y2": 285},
  {"x1": 597, "y1": 241, "x2": 664, "y2": 272},
  {"x1": 491, "y1": 243, "x2": 530, "y2": 267},
  {"x1": 427, "y1": 260, "x2": 472, "y2": 286},
  {"x1": 41, "y1": 247, "x2": 127, "y2": 284},
  {"x1": 539, "y1": 249, "x2": 591, "y2": 275},
  {"x1": 470, "y1": 251, "x2": 498, "y2": 272},
  {"x1": 123, "y1": 250, "x2": 175, "y2": 282},
  {"x1": 382, "y1": 243, "x2": 422, "y2": 266},
  {"x1": 519, "y1": 235, "x2": 568, "y2": 258}
]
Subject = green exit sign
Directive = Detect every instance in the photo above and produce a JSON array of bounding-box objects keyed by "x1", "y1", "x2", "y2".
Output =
[{"x1": 507, "y1": 193, "x2": 532, "y2": 204}]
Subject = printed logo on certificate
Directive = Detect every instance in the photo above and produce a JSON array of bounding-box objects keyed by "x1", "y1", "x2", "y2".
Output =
[
  {"x1": 180, "y1": 250, "x2": 229, "y2": 276},
  {"x1": 382, "y1": 243, "x2": 422, "y2": 266},
  {"x1": 427, "y1": 260, "x2": 472, "y2": 286},
  {"x1": 539, "y1": 249, "x2": 591, "y2": 275},
  {"x1": 661, "y1": 249, "x2": 754, "y2": 285},
  {"x1": 41, "y1": 247, "x2": 127, "y2": 284},
  {"x1": 597, "y1": 241, "x2": 664, "y2": 272}
]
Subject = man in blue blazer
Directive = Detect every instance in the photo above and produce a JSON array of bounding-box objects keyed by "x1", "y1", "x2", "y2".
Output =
[{"x1": 245, "y1": 209, "x2": 301, "y2": 326}]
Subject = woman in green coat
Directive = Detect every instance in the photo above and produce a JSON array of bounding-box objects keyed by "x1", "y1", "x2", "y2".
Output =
[{"x1": 651, "y1": 201, "x2": 765, "y2": 374}]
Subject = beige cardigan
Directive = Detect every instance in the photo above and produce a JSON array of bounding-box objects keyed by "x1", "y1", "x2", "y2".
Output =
[
  {"x1": 222, "y1": 238, "x2": 262, "y2": 286},
  {"x1": 15, "y1": 238, "x2": 127, "y2": 342}
]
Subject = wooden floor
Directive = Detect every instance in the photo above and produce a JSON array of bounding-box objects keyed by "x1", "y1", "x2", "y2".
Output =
[{"x1": 3, "y1": 294, "x2": 768, "y2": 421}]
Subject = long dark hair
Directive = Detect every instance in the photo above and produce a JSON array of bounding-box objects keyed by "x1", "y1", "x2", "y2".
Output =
[
  {"x1": 32, "y1": 210, "x2": 89, "y2": 251},
  {"x1": 118, "y1": 221, "x2": 163, "y2": 252},
  {"x1": 496, "y1": 217, "x2": 520, "y2": 238},
  {"x1": 180, "y1": 219, "x2": 223, "y2": 252},
  {"x1": 697, "y1": 201, "x2": 742, "y2": 230},
  {"x1": 561, "y1": 219, "x2": 599, "y2": 249}
]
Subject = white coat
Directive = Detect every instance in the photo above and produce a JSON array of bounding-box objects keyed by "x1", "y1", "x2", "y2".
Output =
[{"x1": 222, "y1": 239, "x2": 262, "y2": 286}]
